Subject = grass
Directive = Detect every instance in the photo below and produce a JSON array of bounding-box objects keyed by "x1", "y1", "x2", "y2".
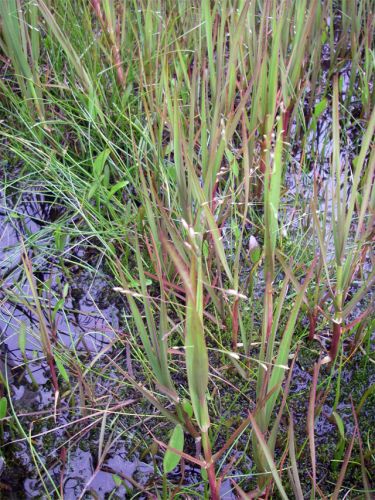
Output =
[{"x1": 0, "y1": 0, "x2": 374, "y2": 498}]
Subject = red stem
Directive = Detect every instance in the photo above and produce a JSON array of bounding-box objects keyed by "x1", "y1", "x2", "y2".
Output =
[
  {"x1": 329, "y1": 321, "x2": 342, "y2": 361},
  {"x1": 202, "y1": 431, "x2": 219, "y2": 500},
  {"x1": 308, "y1": 309, "x2": 317, "y2": 341},
  {"x1": 47, "y1": 355, "x2": 59, "y2": 394}
]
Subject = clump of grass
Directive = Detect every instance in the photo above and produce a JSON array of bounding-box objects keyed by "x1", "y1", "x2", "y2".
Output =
[
  {"x1": 0, "y1": 0, "x2": 45, "y2": 121},
  {"x1": 0, "y1": 0, "x2": 374, "y2": 498}
]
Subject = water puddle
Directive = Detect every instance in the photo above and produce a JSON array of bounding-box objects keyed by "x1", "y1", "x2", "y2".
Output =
[{"x1": 0, "y1": 185, "x2": 146, "y2": 497}]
